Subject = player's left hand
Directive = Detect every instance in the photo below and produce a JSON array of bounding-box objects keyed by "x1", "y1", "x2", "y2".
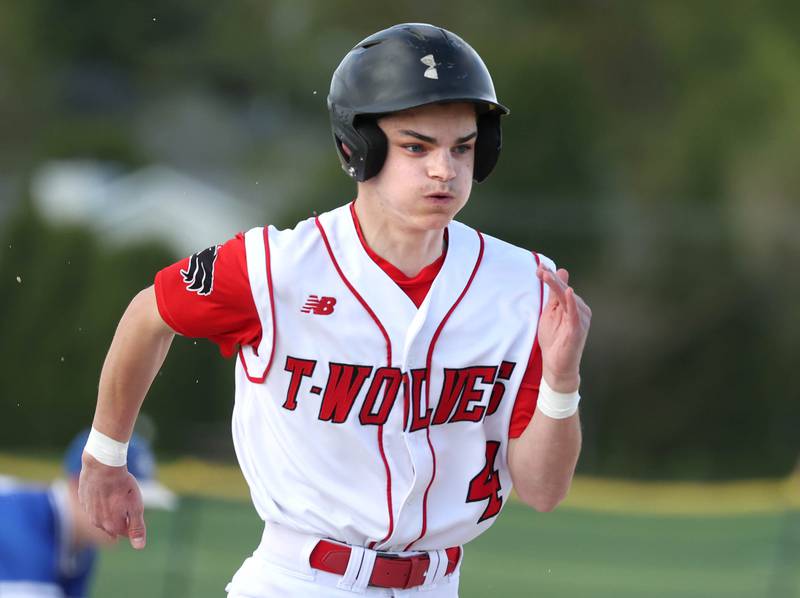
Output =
[{"x1": 536, "y1": 265, "x2": 592, "y2": 393}]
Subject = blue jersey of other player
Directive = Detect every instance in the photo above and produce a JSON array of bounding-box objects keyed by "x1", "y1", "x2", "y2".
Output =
[
  {"x1": 0, "y1": 477, "x2": 96, "y2": 598},
  {"x1": 0, "y1": 431, "x2": 174, "y2": 597}
]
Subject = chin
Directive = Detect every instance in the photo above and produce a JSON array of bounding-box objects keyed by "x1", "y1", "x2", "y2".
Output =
[{"x1": 414, "y1": 212, "x2": 455, "y2": 231}]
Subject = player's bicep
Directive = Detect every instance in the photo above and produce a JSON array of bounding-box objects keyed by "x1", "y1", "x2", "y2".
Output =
[{"x1": 134, "y1": 285, "x2": 175, "y2": 337}]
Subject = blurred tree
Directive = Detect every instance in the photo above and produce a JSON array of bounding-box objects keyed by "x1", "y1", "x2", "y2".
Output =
[{"x1": 0, "y1": 202, "x2": 235, "y2": 457}]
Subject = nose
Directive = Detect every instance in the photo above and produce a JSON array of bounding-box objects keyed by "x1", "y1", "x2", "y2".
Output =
[{"x1": 427, "y1": 149, "x2": 456, "y2": 182}]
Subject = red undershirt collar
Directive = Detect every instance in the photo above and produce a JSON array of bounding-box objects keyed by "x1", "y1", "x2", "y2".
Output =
[{"x1": 349, "y1": 202, "x2": 447, "y2": 307}]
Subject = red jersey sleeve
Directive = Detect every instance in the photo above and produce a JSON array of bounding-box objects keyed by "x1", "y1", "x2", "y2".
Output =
[
  {"x1": 154, "y1": 234, "x2": 262, "y2": 358},
  {"x1": 508, "y1": 339, "x2": 542, "y2": 439}
]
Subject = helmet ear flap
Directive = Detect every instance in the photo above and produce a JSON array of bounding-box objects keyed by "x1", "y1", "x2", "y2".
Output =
[
  {"x1": 474, "y1": 111, "x2": 502, "y2": 183},
  {"x1": 353, "y1": 118, "x2": 387, "y2": 181},
  {"x1": 332, "y1": 118, "x2": 387, "y2": 182}
]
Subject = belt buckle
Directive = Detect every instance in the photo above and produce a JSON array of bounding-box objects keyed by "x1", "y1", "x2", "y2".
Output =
[{"x1": 402, "y1": 553, "x2": 430, "y2": 589}]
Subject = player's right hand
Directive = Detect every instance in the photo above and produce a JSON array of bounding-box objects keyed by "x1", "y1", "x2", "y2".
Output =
[{"x1": 78, "y1": 451, "x2": 147, "y2": 549}]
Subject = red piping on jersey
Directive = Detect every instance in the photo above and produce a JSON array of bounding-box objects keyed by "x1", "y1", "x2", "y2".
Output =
[
  {"x1": 530, "y1": 252, "x2": 544, "y2": 410},
  {"x1": 533, "y1": 251, "x2": 544, "y2": 327},
  {"x1": 315, "y1": 216, "x2": 395, "y2": 548},
  {"x1": 238, "y1": 227, "x2": 277, "y2": 383},
  {"x1": 506, "y1": 251, "x2": 545, "y2": 438},
  {"x1": 404, "y1": 230, "x2": 485, "y2": 551},
  {"x1": 528, "y1": 252, "x2": 545, "y2": 420},
  {"x1": 402, "y1": 372, "x2": 410, "y2": 431}
]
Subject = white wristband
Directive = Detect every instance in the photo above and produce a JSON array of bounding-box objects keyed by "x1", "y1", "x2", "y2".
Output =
[
  {"x1": 536, "y1": 377, "x2": 581, "y2": 419},
  {"x1": 84, "y1": 427, "x2": 129, "y2": 467}
]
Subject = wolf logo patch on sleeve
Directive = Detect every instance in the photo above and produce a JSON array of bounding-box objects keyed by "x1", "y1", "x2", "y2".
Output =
[{"x1": 180, "y1": 245, "x2": 220, "y2": 296}]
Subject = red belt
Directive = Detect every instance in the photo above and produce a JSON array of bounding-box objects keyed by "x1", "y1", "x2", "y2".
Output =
[{"x1": 310, "y1": 540, "x2": 461, "y2": 589}]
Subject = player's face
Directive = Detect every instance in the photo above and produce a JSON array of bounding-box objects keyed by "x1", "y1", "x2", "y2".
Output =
[{"x1": 366, "y1": 103, "x2": 477, "y2": 232}]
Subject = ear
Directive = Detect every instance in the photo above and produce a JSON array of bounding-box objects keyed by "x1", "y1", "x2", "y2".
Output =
[{"x1": 341, "y1": 143, "x2": 353, "y2": 159}]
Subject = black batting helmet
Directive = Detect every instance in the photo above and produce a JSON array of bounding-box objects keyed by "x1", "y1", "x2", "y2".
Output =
[{"x1": 328, "y1": 23, "x2": 509, "y2": 183}]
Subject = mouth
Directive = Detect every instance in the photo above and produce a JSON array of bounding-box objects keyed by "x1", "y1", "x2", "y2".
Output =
[{"x1": 424, "y1": 192, "x2": 455, "y2": 201}]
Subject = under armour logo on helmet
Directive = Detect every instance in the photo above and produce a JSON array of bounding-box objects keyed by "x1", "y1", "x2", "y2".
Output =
[{"x1": 420, "y1": 54, "x2": 439, "y2": 80}]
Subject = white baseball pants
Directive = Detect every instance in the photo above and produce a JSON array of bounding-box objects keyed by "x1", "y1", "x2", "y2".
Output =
[{"x1": 225, "y1": 522, "x2": 461, "y2": 597}]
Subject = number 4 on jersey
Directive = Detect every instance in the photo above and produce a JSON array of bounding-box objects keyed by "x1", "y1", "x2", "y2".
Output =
[{"x1": 466, "y1": 440, "x2": 503, "y2": 523}]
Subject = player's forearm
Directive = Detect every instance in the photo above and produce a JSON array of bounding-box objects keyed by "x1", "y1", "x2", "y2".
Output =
[
  {"x1": 92, "y1": 285, "x2": 174, "y2": 441},
  {"x1": 507, "y1": 410, "x2": 581, "y2": 512}
]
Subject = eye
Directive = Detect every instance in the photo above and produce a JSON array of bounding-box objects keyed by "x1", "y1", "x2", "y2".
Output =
[
  {"x1": 452, "y1": 144, "x2": 473, "y2": 155},
  {"x1": 403, "y1": 143, "x2": 425, "y2": 153}
]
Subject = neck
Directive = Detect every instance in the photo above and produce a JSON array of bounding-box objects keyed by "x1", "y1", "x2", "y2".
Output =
[{"x1": 353, "y1": 198, "x2": 445, "y2": 277}]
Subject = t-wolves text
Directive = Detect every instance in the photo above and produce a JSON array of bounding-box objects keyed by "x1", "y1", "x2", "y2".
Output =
[{"x1": 283, "y1": 357, "x2": 517, "y2": 429}]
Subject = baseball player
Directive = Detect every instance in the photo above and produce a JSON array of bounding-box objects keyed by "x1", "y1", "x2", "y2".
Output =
[
  {"x1": 0, "y1": 431, "x2": 174, "y2": 598},
  {"x1": 78, "y1": 23, "x2": 591, "y2": 597}
]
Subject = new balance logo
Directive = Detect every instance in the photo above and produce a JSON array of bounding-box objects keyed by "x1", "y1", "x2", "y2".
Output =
[{"x1": 301, "y1": 295, "x2": 336, "y2": 315}]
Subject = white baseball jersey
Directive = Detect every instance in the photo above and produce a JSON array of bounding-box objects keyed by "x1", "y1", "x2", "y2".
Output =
[{"x1": 224, "y1": 203, "x2": 551, "y2": 552}]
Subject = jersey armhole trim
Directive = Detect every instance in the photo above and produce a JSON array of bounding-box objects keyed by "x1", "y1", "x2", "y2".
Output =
[
  {"x1": 508, "y1": 251, "x2": 545, "y2": 439},
  {"x1": 238, "y1": 227, "x2": 277, "y2": 383}
]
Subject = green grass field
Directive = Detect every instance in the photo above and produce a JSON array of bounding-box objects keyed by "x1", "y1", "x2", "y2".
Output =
[
  {"x1": 91, "y1": 496, "x2": 799, "y2": 598},
  {"x1": 3, "y1": 454, "x2": 798, "y2": 596}
]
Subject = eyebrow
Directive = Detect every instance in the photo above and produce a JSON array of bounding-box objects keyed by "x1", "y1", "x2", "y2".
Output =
[{"x1": 398, "y1": 129, "x2": 478, "y2": 144}]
